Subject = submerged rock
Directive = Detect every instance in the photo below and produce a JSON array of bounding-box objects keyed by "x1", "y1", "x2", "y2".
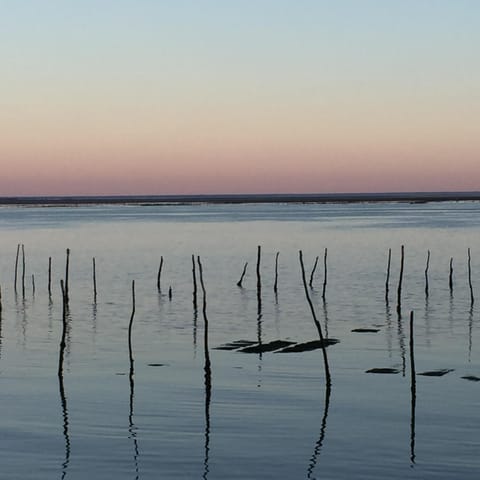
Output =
[
  {"x1": 366, "y1": 368, "x2": 400, "y2": 374},
  {"x1": 276, "y1": 338, "x2": 339, "y2": 353},
  {"x1": 418, "y1": 369, "x2": 454, "y2": 377},
  {"x1": 461, "y1": 375, "x2": 480, "y2": 382}
]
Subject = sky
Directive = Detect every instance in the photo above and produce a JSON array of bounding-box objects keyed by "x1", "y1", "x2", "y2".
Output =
[{"x1": 1, "y1": 0, "x2": 479, "y2": 196}]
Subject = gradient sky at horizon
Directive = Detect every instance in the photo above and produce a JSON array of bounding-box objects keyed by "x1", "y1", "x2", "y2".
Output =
[{"x1": 1, "y1": 0, "x2": 479, "y2": 196}]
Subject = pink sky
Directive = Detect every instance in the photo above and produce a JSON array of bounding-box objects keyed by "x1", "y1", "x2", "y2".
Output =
[{"x1": 1, "y1": 1, "x2": 479, "y2": 196}]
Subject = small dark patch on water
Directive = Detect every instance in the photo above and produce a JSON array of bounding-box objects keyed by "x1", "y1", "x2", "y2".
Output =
[
  {"x1": 462, "y1": 375, "x2": 480, "y2": 382},
  {"x1": 276, "y1": 339, "x2": 340, "y2": 353},
  {"x1": 115, "y1": 372, "x2": 127, "y2": 376},
  {"x1": 239, "y1": 340, "x2": 295, "y2": 353},
  {"x1": 418, "y1": 369, "x2": 454, "y2": 377},
  {"x1": 215, "y1": 340, "x2": 257, "y2": 350},
  {"x1": 366, "y1": 368, "x2": 400, "y2": 374},
  {"x1": 352, "y1": 328, "x2": 380, "y2": 333},
  {"x1": 148, "y1": 363, "x2": 167, "y2": 367}
]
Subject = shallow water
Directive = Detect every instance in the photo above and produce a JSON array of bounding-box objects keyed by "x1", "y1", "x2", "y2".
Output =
[{"x1": 0, "y1": 201, "x2": 479, "y2": 479}]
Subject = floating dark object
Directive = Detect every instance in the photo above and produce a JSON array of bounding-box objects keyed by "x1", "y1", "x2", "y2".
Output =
[
  {"x1": 418, "y1": 369, "x2": 454, "y2": 377},
  {"x1": 276, "y1": 339, "x2": 339, "y2": 353},
  {"x1": 352, "y1": 328, "x2": 380, "y2": 333},
  {"x1": 366, "y1": 368, "x2": 400, "y2": 374},
  {"x1": 214, "y1": 340, "x2": 257, "y2": 351},
  {"x1": 239, "y1": 340, "x2": 295, "y2": 353},
  {"x1": 148, "y1": 363, "x2": 166, "y2": 367},
  {"x1": 462, "y1": 375, "x2": 480, "y2": 382}
]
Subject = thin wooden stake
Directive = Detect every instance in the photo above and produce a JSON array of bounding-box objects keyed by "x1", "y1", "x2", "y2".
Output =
[
  {"x1": 322, "y1": 248, "x2": 328, "y2": 300},
  {"x1": 449, "y1": 257, "x2": 453, "y2": 293},
  {"x1": 48, "y1": 257, "x2": 52, "y2": 297},
  {"x1": 236, "y1": 262, "x2": 248, "y2": 288},
  {"x1": 274, "y1": 252, "x2": 280, "y2": 293},
  {"x1": 385, "y1": 248, "x2": 392, "y2": 301},
  {"x1": 192, "y1": 254, "x2": 198, "y2": 308},
  {"x1": 14, "y1": 243, "x2": 20, "y2": 294},
  {"x1": 468, "y1": 248, "x2": 474, "y2": 305},
  {"x1": 128, "y1": 280, "x2": 136, "y2": 378},
  {"x1": 92, "y1": 257, "x2": 97, "y2": 301},
  {"x1": 32, "y1": 274, "x2": 35, "y2": 296},
  {"x1": 197, "y1": 256, "x2": 211, "y2": 367},
  {"x1": 65, "y1": 248, "x2": 70, "y2": 304},
  {"x1": 397, "y1": 245, "x2": 404, "y2": 314},
  {"x1": 0, "y1": 284, "x2": 2, "y2": 313},
  {"x1": 424, "y1": 250, "x2": 430, "y2": 298},
  {"x1": 58, "y1": 280, "x2": 67, "y2": 377},
  {"x1": 309, "y1": 256, "x2": 319, "y2": 288},
  {"x1": 299, "y1": 250, "x2": 331, "y2": 387},
  {"x1": 21, "y1": 244, "x2": 26, "y2": 298},
  {"x1": 168, "y1": 286, "x2": 172, "y2": 300},
  {"x1": 256, "y1": 246, "x2": 261, "y2": 292},
  {"x1": 157, "y1": 256, "x2": 164, "y2": 293}
]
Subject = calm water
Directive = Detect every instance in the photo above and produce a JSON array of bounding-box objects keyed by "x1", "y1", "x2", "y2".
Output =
[{"x1": 0, "y1": 201, "x2": 479, "y2": 479}]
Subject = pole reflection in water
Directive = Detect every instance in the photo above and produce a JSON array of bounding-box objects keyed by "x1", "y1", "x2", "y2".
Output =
[
  {"x1": 128, "y1": 280, "x2": 140, "y2": 479},
  {"x1": 386, "y1": 300, "x2": 393, "y2": 358},
  {"x1": 197, "y1": 257, "x2": 212, "y2": 480},
  {"x1": 306, "y1": 384, "x2": 332, "y2": 479},
  {"x1": 58, "y1": 280, "x2": 71, "y2": 479},
  {"x1": 468, "y1": 306, "x2": 474, "y2": 362},
  {"x1": 397, "y1": 311, "x2": 406, "y2": 377},
  {"x1": 409, "y1": 311, "x2": 416, "y2": 466}
]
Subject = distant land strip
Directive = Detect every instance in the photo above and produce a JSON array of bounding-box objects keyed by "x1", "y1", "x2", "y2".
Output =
[{"x1": 1, "y1": 192, "x2": 480, "y2": 207}]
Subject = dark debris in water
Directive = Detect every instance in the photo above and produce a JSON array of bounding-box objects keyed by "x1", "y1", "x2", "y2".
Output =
[
  {"x1": 214, "y1": 340, "x2": 257, "y2": 351},
  {"x1": 462, "y1": 375, "x2": 480, "y2": 382},
  {"x1": 148, "y1": 363, "x2": 167, "y2": 367},
  {"x1": 366, "y1": 368, "x2": 400, "y2": 374},
  {"x1": 418, "y1": 369, "x2": 454, "y2": 377},
  {"x1": 275, "y1": 339, "x2": 340, "y2": 353},
  {"x1": 352, "y1": 328, "x2": 380, "y2": 333},
  {"x1": 239, "y1": 340, "x2": 296, "y2": 353}
]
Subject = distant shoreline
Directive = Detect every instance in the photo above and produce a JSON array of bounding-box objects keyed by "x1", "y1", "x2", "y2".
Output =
[{"x1": 0, "y1": 191, "x2": 480, "y2": 206}]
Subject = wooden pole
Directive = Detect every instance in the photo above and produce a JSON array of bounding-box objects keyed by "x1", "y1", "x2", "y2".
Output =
[
  {"x1": 309, "y1": 256, "x2": 319, "y2": 288},
  {"x1": 299, "y1": 250, "x2": 331, "y2": 387},
  {"x1": 274, "y1": 252, "x2": 280, "y2": 293},
  {"x1": 385, "y1": 248, "x2": 392, "y2": 301},
  {"x1": 192, "y1": 254, "x2": 198, "y2": 309},
  {"x1": 449, "y1": 257, "x2": 453, "y2": 294},
  {"x1": 0, "y1": 284, "x2": 2, "y2": 313},
  {"x1": 197, "y1": 256, "x2": 212, "y2": 479},
  {"x1": 65, "y1": 248, "x2": 70, "y2": 304},
  {"x1": 396, "y1": 245, "x2": 404, "y2": 314},
  {"x1": 32, "y1": 274, "x2": 35, "y2": 296},
  {"x1": 48, "y1": 257, "x2": 52, "y2": 297},
  {"x1": 424, "y1": 250, "x2": 430, "y2": 298},
  {"x1": 157, "y1": 256, "x2": 163, "y2": 293},
  {"x1": 14, "y1": 243, "x2": 20, "y2": 294},
  {"x1": 256, "y1": 246, "x2": 261, "y2": 292},
  {"x1": 236, "y1": 262, "x2": 248, "y2": 288},
  {"x1": 128, "y1": 280, "x2": 136, "y2": 379},
  {"x1": 322, "y1": 247, "x2": 328, "y2": 300},
  {"x1": 168, "y1": 286, "x2": 172, "y2": 300},
  {"x1": 58, "y1": 280, "x2": 67, "y2": 377},
  {"x1": 92, "y1": 257, "x2": 97, "y2": 301},
  {"x1": 468, "y1": 248, "x2": 474, "y2": 305},
  {"x1": 21, "y1": 244, "x2": 26, "y2": 298}
]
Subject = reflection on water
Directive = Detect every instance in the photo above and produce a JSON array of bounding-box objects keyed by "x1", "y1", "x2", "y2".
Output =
[
  {"x1": 306, "y1": 384, "x2": 331, "y2": 479},
  {"x1": 0, "y1": 201, "x2": 479, "y2": 479}
]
